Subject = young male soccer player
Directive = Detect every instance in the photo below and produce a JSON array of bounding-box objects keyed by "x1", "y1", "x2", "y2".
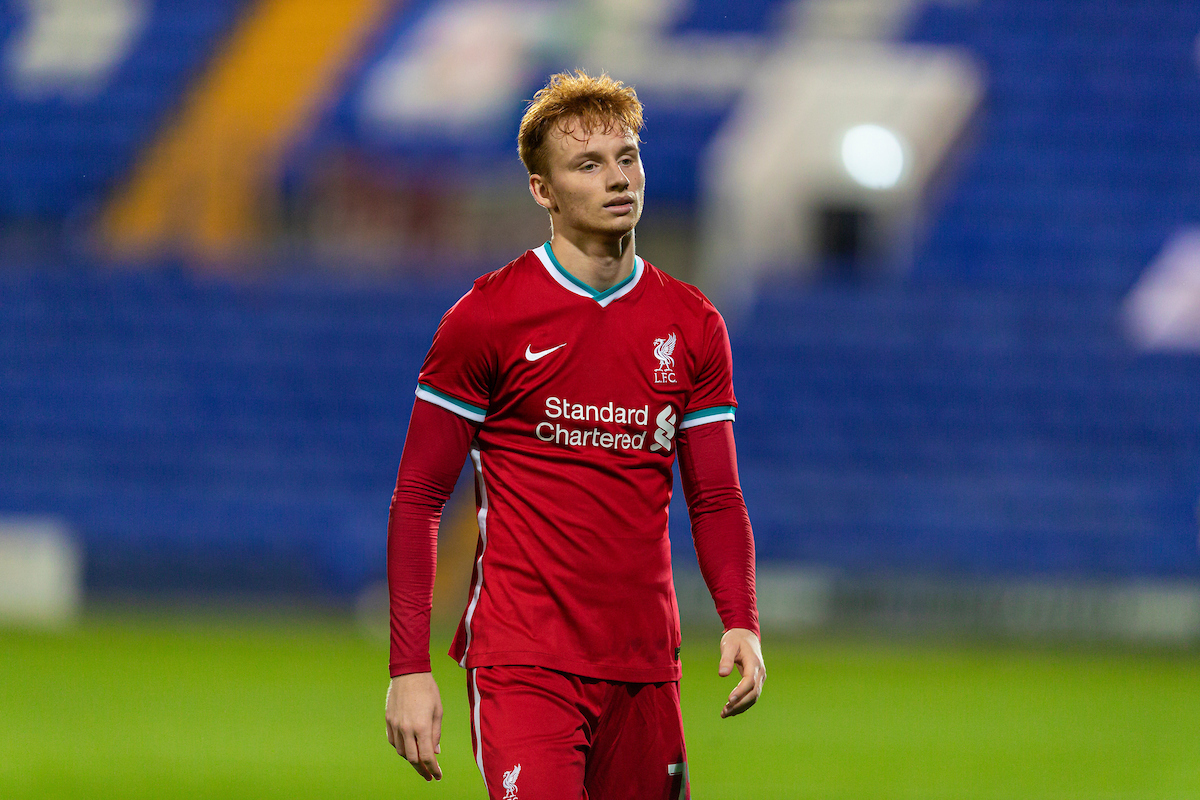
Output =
[{"x1": 384, "y1": 71, "x2": 764, "y2": 799}]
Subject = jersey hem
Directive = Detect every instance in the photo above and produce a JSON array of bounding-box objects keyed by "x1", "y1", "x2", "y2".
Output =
[{"x1": 455, "y1": 650, "x2": 682, "y2": 684}]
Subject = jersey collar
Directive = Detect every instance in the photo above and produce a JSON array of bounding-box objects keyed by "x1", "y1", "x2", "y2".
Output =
[{"x1": 534, "y1": 242, "x2": 644, "y2": 308}]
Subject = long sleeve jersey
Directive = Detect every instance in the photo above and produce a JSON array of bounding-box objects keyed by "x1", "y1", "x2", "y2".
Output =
[{"x1": 388, "y1": 244, "x2": 758, "y2": 681}]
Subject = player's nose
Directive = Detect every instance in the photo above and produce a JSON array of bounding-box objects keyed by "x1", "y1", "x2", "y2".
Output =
[{"x1": 607, "y1": 164, "x2": 630, "y2": 192}]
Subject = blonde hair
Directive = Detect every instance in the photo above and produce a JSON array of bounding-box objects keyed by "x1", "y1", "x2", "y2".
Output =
[{"x1": 517, "y1": 70, "x2": 643, "y2": 176}]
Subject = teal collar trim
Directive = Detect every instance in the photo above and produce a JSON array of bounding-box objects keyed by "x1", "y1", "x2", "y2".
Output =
[{"x1": 543, "y1": 241, "x2": 639, "y2": 303}]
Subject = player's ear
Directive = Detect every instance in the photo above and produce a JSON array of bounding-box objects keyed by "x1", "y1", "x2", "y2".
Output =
[{"x1": 529, "y1": 173, "x2": 555, "y2": 212}]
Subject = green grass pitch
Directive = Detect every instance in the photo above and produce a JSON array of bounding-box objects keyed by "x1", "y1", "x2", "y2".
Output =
[{"x1": 2, "y1": 610, "x2": 1198, "y2": 799}]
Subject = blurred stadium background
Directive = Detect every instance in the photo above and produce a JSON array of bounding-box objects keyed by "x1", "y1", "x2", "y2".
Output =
[{"x1": 2, "y1": 0, "x2": 1200, "y2": 797}]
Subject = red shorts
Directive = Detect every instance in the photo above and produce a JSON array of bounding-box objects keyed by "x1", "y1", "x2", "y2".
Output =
[{"x1": 467, "y1": 665, "x2": 690, "y2": 800}]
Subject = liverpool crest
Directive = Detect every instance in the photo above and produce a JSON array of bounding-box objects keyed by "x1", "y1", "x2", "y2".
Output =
[
  {"x1": 653, "y1": 333, "x2": 678, "y2": 384},
  {"x1": 502, "y1": 764, "x2": 521, "y2": 799}
]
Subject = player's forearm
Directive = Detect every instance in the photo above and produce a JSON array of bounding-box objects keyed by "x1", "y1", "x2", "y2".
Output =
[
  {"x1": 678, "y1": 421, "x2": 760, "y2": 636},
  {"x1": 388, "y1": 464, "x2": 442, "y2": 674},
  {"x1": 692, "y1": 502, "x2": 759, "y2": 634},
  {"x1": 388, "y1": 400, "x2": 476, "y2": 676}
]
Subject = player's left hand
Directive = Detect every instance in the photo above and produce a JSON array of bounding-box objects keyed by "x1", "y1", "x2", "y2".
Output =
[{"x1": 717, "y1": 627, "x2": 765, "y2": 718}]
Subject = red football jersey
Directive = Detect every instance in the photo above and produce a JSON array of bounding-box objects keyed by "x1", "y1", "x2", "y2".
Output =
[{"x1": 416, "y1": 243, "x2": 738, "y2": 682}]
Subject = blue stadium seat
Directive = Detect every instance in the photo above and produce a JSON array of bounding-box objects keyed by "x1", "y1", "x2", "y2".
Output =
[
  {"x1": 905, "y1": 0, "x2": 1200, "y2": 288},
  {"x1": 0, "y1": 258, "x2": 464, "y2": 594},
  {"x1": 0, "y1": 1, "x2": 248, "y2": 221},
  {"x1": 670, "y1": 280, "x2": 1200, "y2": 580}
]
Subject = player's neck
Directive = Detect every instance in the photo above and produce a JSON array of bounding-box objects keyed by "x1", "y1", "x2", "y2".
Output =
[{"x1": 547, "y1": 230, "x2": 636, "y2": 293}]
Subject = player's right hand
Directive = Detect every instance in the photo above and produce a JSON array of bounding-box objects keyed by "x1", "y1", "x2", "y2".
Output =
[{"x1": 386, "y1": 672, "x2": 444, "y2": 781}]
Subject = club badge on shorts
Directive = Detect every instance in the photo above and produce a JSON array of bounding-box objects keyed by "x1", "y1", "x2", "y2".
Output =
[{"x1": 502, "y1": 763, "x2": 521, "y2": 799}]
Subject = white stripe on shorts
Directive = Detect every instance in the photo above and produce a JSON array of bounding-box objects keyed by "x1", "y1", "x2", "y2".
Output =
[{"x1": 472, "y1": 669, "x2": 489, "y2": 795}]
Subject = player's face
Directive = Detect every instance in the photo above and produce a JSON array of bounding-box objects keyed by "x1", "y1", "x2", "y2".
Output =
[{"x1": 533, "y1": 121, "x2": 645, "y2": 240}]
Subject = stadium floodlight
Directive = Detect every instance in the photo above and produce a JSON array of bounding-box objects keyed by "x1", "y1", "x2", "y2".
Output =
[{"x1": 840, "y1": 124, "x2": 906, "y2": 190}]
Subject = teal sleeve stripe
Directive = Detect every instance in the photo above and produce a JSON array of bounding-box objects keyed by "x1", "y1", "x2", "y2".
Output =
[
  {"x1": 680, "y1": 405, "x2": 736, "y2": 429},
  {"x1": 415, "y1": 383, "x2": 487, "y2": 422}
]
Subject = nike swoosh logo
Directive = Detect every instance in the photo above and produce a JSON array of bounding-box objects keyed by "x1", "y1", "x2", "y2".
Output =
[{"x1": 525, "y1": 343, "x2": 567, "y2": 362}]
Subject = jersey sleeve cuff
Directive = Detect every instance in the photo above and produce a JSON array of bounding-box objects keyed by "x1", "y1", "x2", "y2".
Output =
[
  {"x1": 390, "y1": 658, "x2": 433, "y2": 677},
  {"x1": 680, "y1": 405, "x2": 736, "y2": 429},
  {"x1": 415, "y1": 383, "x2": 487, "y2": 423},
  {"x1": 723, "y1": 618, "x2": 760, "y2": 637}
]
